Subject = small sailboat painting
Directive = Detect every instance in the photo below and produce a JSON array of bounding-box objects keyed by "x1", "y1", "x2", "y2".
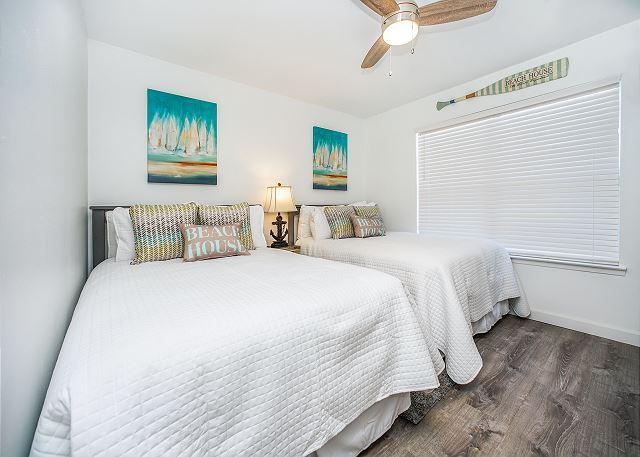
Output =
[
  {"x1": 313, "y1": 126, "x2": 347, "y2": 191},
  {"x1": 147, "y1": 89, "x2": 217, "y2": 185}
]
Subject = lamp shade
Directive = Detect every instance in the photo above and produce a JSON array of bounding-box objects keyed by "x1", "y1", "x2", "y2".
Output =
[{"x1": 264, "y1": 183, "x2": 296, "y2": 213}]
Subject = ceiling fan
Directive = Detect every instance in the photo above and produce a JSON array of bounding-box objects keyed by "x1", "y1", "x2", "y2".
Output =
[{"x1": 360, "y1": 0, "x2": 497, "y2": 69}]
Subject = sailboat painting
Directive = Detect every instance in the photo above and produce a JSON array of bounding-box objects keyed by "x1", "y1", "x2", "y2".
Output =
[
  {"x1": 312, "y1": 126, "x2": 347, "y2": 191},
  {"x1": 147, "y1": 89, "x2": 217, "y2": 185}
]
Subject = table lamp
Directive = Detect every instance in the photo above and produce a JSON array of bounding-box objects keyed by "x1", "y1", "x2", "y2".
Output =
[{"x1": 264, "y1": 183, "x2": 296, "y2": 248}]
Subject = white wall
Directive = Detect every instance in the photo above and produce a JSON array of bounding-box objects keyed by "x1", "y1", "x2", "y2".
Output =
[
  {"x1": 88, "y1": 41, "x2": 368, "y2": 211},
  {"x1": 0, "y1": 0, "x2": 88, "y2": 455},
  {"x1": 365, "y1": 21, "x2": 640, "y2": 346}
]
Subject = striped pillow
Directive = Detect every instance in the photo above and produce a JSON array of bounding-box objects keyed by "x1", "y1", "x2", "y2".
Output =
[
  {"x1": 353, "y1": 205, "x2": 381, "y2": 219},
  {"x1": 324, "y1": 205, "x2": 356, "y2": 239},
  {"x1": 130, "y1": 203, "x2": 198, "y2": 264},
  {"x1": 351, "y1": 214, "x2": 386, "y2": 238},
  {"x1": 197, "y1": 202, "x2": 255, "y2": 250}
]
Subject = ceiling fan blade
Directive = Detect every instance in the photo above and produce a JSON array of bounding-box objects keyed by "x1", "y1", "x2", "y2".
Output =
[
  {"x1": 418, "y1": 0, "x2": 497, "y2": 26},
  {"x1": 360, "y1": 0, "x2": 399, "y2": 17},
  {"x1": 361, "y1": 36, "x2": 390, "y2": 69}
]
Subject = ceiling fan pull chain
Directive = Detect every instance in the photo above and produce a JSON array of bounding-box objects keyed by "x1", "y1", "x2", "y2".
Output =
[{"x1": 388, "y1": 54, "x2": 393, "y2": 77}]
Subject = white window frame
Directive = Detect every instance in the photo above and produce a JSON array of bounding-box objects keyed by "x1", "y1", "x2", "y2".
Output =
[{"x1": 416, "y1": 77, "x2": 626, "y2": 275}]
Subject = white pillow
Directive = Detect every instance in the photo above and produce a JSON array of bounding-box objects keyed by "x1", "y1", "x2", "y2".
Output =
[
  {"x1": 310, "y1": 207, "x2": 332, "y2": 240},
  {"x1": 113, "y1": 207, "x2": 135, "y2": 262},
  {"x1": 249, "y1": 205, "x2": 267, "y2": 248},
  {"x1": 105, "y1": 211, "x2": 117, "y2": 259},
  {"x1": 296, "y1": 205, "x2": 316, "y2": 242}
]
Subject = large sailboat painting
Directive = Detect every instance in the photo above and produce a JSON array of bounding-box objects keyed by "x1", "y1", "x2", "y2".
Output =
[
  {"x1": 147, "y1": 89, "x2": 217, "y2": 185},
  {"x1": 313, "y1": 126, "x2": 347, "y2": 191}
]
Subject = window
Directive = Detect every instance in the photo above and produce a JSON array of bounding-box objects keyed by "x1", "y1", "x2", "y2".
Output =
[{"x1": 417, "y1": 83, "x2": 620, "y2": 266}]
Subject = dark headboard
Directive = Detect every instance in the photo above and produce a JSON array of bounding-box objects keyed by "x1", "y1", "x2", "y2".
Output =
[
  {"x1": 90, "y1": 205, "x2": 129, "y2": 268},
  {"x1": 90, "y1": 204, "x2": 304, "y2": 268}
]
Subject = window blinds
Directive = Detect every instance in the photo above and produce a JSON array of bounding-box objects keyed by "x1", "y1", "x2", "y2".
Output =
[{"x1": 417, "y1": 83, "x2": 620, "y2": 265}]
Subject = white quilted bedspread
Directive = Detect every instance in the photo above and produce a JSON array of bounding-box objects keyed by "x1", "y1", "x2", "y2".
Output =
[
  {"x1": 31, "y1": 248, "x2": 444, "y2": 457},
  {"x1": 299, "y1": 232, "x2": 530, "y2": 384}
]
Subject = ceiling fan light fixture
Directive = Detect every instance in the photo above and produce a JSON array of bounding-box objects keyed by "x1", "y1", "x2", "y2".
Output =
[
  {"x1": 381, "y1": 1, "x2": 419, "y2": 46},
  {"x1": 382, "y1": 19, "x2": 418, "y2": 45}
]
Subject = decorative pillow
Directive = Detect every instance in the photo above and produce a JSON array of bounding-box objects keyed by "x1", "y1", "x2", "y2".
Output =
[
  {"x1": 324, "y1": 205, "x2": 356, "y2": 239},
  {"x1": 354, "y1": 205, "x2": 381, "y2": 219},
  {"x1": 351, "y1": 214, "x2": 386, "y2": 238},
  {"x1": 198, "y1": 202, "x2": 255, "y2": 250},
  {"x1": 181, "y1": 223, "x2": 250, "y2": 262},
  {"x1": 129, "y1": 203, "x2": 198, "y2": 264}
]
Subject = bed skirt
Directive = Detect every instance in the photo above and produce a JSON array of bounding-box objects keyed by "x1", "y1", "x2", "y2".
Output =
[{"x1": 306, "y1": 393, "x2": 410, "y2": 457}]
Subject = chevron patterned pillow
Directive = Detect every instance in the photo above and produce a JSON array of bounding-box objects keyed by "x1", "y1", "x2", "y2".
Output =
[
  {"x1": 324, "y1": 205, "x2": 356, "y2": 239},
  {"x1": 353, "y1": 205, "x2": 381, "y2": 219},
  {"x1": 197, "y1": 202, "x2": 255, "y2": 250},
  {"x1": 129, "y1": 203, "x2": 198, "y2": 264}
]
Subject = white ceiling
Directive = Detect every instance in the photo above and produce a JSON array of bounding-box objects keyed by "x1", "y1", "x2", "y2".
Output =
[{"x1": 82, "y1": 0, "x2": 640, "y2": 117}]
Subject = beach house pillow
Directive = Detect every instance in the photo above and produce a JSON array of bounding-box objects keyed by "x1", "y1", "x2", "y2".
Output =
[
  {"x1": 129, "y1": 203, "x2": 198, "y2": 264},
  {"x1": 181, "y1": 223, "x2": 250, "y2": 262},
  {"x1": 324, "y1": 205, "x2": 356, "y2": 239},
  {"x1": 353, "y1": 205, "x2": 381, "y2": 219},
  {"x1": 198, "y1": 202, "x2": 255, "y2": 250},
  {"x1": 351, "y1": 214, "x2": 386, "y2": 238}
]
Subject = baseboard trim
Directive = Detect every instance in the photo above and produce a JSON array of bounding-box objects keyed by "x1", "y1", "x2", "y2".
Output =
[{"x1": 529, "y1": 309, "x2": 640, "y2": 347}]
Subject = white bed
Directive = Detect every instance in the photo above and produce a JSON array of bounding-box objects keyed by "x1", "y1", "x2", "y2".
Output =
[
  {"x1": 299, "y1": 232, "x2": 530, "y2": 384},
  {"x1": 31, "y1": 248, "x2": 444, "y2": 457}
]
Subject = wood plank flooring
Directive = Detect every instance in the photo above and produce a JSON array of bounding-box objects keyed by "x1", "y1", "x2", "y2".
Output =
[{"x1": 363, "y1": 316, "x2": 640, "y2": 457}]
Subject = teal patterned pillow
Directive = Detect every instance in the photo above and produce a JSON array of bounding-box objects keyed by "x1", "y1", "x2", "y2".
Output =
[
  {"x1": 129, "y1": 203, "x2": 198, "y2": 264},
  {"x1": 324, "y1": 205, "x2": 356, "y2": 239},
  {"x1": 197, "y1": 202, "x2": 255, "y2": 250}
]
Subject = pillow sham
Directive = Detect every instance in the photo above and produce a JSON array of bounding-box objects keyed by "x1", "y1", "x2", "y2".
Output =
[
  {"x1": 113, "y1": 206, "x2": 135, "y2": 262},
  {"x1": 310, "y1": 207, "x2": 332, "y2": 240},
  {"x1": 324, "y1": 205, "x2": 356, "y2": 239},
  {"x1": 351, "y1": 214, "x2": 386, "y2": 238},
  {"x1": 296, "y1": 205, "x2": 316, "y2": 241},
  {"x1": 249, "y1": 204, "x2": 267, "y2": 248},
  {"x1": 105, "y1": 211, "x2": 117, "y2": 259},
  {"x1": 198, "y1": 202, "x2": 255, "y2": 250},
  {"x1": 129, "y1": 203, "x2": 198, "y2": 264},
  {"x1": 181, "y1": 223, "x2": 250, "y2": 262}
]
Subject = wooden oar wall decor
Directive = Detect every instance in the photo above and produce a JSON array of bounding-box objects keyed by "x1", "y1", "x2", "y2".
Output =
[{"x1": 436, "y1": 57, "x2": 569, "y2": 111}]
